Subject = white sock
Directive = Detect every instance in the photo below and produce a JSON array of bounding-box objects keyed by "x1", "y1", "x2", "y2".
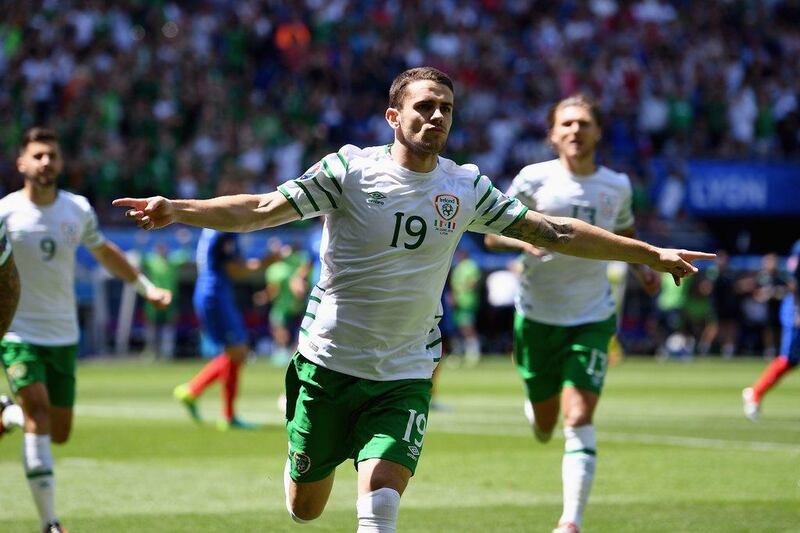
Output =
[
  {"x1": 356, "y1": 487, "x2": 401, "y2": 533},
  {"x1": 23, "y1": 433, "x2": 58, "y2": 528},
  {"x1": 284, "y1": 458, "x2": 309, "y2": 524},
  {"x1": 560, "y1": 425, "x2": 596, "y2": 528},
  {"x1": 2, "y1": 403, "x2": 24, "y2": 429}
]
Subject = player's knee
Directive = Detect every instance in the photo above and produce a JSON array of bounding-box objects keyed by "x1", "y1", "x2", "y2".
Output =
[
  {"x1": 563, "y1": 410, "x2": 593, "y2": 428},
  {"x1": 286, "y1": 499, "x2": 321, "y2": 523}
]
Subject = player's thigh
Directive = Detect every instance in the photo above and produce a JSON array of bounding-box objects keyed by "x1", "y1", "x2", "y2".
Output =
[
  {"x1": 353, "y1": 378, "x2": 432, "y2": 478},
  {"x1": 42, "y1": 344, "x2": 78, "y2": 409},
  {"x1": 562, "y1": 315, "x2": 617, "y2": 397},
  {"x1": 1, "y1": 340, "x2": 47, "y2": 399},
  {"x1": 513, "y1": 313, "x2": 568, "y2": 402},
  {"x1": 285, "y1": 353, "x2": 360, "y2": 483}
]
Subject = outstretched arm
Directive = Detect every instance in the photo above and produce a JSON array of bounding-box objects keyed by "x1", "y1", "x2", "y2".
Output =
[
  {"x1": 90, "y1": 241, "x2": 173, "y2": 308},
  {"x1": 501, "y1": 211, "x2": 714, "y2": 284},
  {"x1": 112, "y1": 191, "x2": 300, "y2": 233},
  {"x1": 0, "y1": 254, "x2": 20, "y2": 337}
]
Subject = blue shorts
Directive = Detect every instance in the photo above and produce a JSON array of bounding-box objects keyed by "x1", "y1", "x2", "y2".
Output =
[
  {"x1": 193, "y1": 293, "x2": 248, "y2": 347},
  {"x1": 786, "y1": 327, "x2": 800, "y2": 367}
]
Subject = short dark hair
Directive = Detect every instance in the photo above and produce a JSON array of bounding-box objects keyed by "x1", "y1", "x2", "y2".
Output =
[
  {"x1": 388, "y1": 67, "x2": 454, "y2": 109},
  {"x1": 20, "y1": 127, "x2": 59, "y2": 153},
  {"x1": 547, "y1": 94, "x2": 603, "y2": 130}
]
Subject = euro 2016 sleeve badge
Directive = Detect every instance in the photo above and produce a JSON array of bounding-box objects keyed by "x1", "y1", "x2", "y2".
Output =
[{"x1": 434, "y1": 194, "x2": 459, "y2": 235}]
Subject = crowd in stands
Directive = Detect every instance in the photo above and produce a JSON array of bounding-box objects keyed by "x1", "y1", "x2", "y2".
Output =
[{"x1": 2, "y1": 0, "x2": 800, "y2": 229}]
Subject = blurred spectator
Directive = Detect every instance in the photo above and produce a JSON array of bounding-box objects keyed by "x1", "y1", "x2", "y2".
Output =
[
  {"x1": 2, "y1": 0, "x2": 800, "y2": 233},
  {"x1": 698, "y1": 251, "x2": 741, "y2": 357}
]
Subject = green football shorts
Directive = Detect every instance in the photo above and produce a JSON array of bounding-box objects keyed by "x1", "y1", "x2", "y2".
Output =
[
  {"x1": 285, "y1": 353, "x2": 432, "y2": 482},
  {"x1": 1, "y1": 340, "x2": 78, "y2": 407},
  {"x1": 513, "y1": 313, "x2": 616, "y2": 402}
]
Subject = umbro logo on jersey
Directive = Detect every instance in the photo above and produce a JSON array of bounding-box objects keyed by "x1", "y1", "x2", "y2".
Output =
[{"x1": 366, "y1": 191, "x2": 387, "y2": 205}]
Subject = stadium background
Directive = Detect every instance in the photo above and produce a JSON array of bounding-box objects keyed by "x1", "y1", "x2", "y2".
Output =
[
  {"x1": 3, "y1": 0, "x2": 799, "y2": 359},
  {"x1": 2, "y1": 2, "x2": 800, "y2": 533}
]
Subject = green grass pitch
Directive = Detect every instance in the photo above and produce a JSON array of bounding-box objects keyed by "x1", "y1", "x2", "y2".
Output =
[{"x1": 1, "y1": 357, "x2": 798, "y2": 532}]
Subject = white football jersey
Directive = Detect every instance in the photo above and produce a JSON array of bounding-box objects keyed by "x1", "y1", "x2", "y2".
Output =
[
  {"x1": 0, "y1": 190, "x2": 106, "y2": 345},
  {"x1": 507, "y1": 159, "x2": 634, "y2": 326},
  {"x1": 280, "y1": 144, "x2": 527, "y2": 380}
]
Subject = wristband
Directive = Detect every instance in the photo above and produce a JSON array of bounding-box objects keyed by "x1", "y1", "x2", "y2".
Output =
[{"x1": 134, "y1": 273, "x2": 156, "y2": 296}]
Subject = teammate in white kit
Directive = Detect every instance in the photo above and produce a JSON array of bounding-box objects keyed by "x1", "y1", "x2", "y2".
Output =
[
  {"x1": 0, "y1": 127, "x2": 172, "y2": 533},
  {"x1": 485, "y1": 94, "x2": 661, "y2": 533},
  {"x1": 115, "y1": 69, "x2": 712, "y2": 532}
]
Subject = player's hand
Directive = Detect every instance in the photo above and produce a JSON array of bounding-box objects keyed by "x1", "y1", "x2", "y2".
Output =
[
  {"x1": 648, "y1": 248, "x2": 716, "y2": 286},
  {"x1": 522, "y1": 243, "x2": 548, "y2": 257},
  {"x1": 146, "y1": 287, "x2": 173, "y2": 309},
  {"x1": 112, "y1": 196, "x2": 175, "y2": 230},
  {"x1": 635, "y1": 265, "x2": 661, "y2": 296}
]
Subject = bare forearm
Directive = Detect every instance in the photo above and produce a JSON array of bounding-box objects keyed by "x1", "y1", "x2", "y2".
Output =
[
  {"x1": 502, "y1": 212, "x2": 659, "y2": 265},
  {"x1": 174, "y1": 193, "x2": 295, "y2": 232},
  {"x1": 484, "y1": 233, "x2": 531, "y2": 252},
  {"x1": 0, "y1": 256, "x2": 20, "y2": 336},
  {"x1": 94, "y1": 242, "x2": 139, "y2": 282}
]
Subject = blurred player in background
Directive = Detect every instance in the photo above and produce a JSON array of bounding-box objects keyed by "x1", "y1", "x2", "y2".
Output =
[
  {"x1": 254, "y1": 239, "x2": 310, "y2": 366},
  {"x1": 173, "y1": 179, "x2": 279, "y2": 430},
  {"x1": 485, "y1": 95, "x2": 661, "y2": 533},
  {"x1": 142, "y1": 238, "x2": 192, "y2": 359},
  {"x1": 742, "y1": 240, "x2": 800, "y2": 421},
  {"x1": 0, "y1": 127, "x2": 172, "y2": 533},
  {"x1": 115, "y1": 67, "x2": 711, "y2": 532},
  {"x1": 449, "y1": 249, "x2": 482, "y2": 365}
]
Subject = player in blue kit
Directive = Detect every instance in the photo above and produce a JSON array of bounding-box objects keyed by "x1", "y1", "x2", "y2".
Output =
[
  {"x1": 743, "y1": 239, "x2": 800, "y2": 420},
  {"x1": 174, "y1": 181, "x2": 278, "y2": 429}
]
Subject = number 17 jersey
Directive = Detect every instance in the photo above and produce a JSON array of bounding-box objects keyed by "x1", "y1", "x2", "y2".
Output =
[{"x1": 279, "y1": 144, "x2": 527, "y2": 381}]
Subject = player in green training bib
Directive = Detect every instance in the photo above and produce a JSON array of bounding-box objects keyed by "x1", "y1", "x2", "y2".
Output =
[
  {"x1": 485, "y1": 95, "x2": 662, "y2": 533},
  {"x1": 116, "y1": 69, "x2": 712, "y2": 531}
]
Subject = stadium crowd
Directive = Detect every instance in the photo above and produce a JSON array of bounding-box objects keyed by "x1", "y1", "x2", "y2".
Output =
[
  {"x1": 1, "y1": 0, "x2": 798, "y2": 358},
  {"x1": 1, "y1": 0, "x2": 800, "y2": 229}
]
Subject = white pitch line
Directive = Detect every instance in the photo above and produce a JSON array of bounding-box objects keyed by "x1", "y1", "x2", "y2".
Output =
[{"x1": 75, "y1": 404, "x2": 800, "y2": 454}]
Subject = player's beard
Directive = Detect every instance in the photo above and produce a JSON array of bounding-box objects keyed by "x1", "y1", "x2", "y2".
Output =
[
  {"x1": 408, "y1": 131, "x2": 448, "y2": 156},
  {"x1": 28, "y1": 172, "x2": 58, "y2": 189}
]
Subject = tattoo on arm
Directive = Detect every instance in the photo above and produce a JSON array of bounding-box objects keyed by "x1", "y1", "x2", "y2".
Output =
[
  {"x1": 0, "y1": 255, "x2": 21, "y2": 337},
  {"x1": 501, "y1": 213, "x2": 575, "y2": 248}
]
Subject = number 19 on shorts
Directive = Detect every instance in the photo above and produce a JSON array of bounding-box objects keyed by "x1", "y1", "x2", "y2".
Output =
[{"x1": 402, "y1": 409, "x2": 427, "y2": 448}]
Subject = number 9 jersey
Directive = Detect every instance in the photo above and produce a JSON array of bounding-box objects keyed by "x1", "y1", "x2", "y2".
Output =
[
  {"x1": 0, "y1": 190, "x2": 105, "y2": 345},
  {"x1": 279, "y1": 144, "x2": 527, "y2": 381}
]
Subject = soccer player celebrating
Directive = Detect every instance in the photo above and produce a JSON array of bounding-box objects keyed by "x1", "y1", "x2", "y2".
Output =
[
  {"x1": 0, "y1": 127, "x2": 172, "y2": 533},
  {"x1": 484, "y1": 94, "x2": 662, "y2": 533},
  {"x1": 742, "y1": 240, "x2": 800, "y2": 420},
  {"x1": 174, "y1": 182, "x2": 279, "y2": 429},
  {"x1": 115, "y1": 68, "x2": 711, "y2": 532}
]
